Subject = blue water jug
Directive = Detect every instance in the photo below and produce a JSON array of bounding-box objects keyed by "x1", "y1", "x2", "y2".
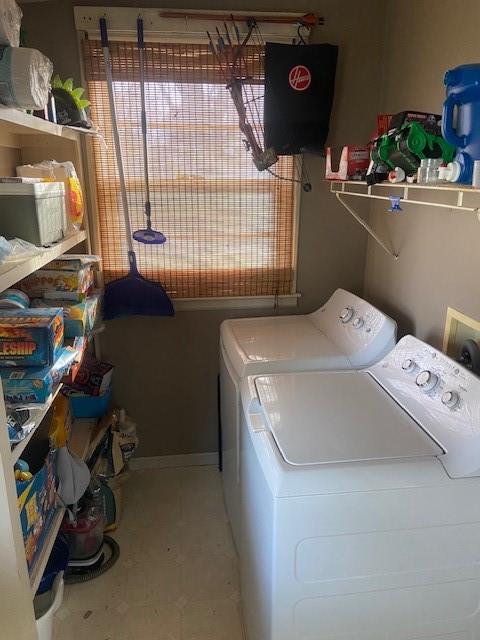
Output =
[{"x1": 442, "y1": 63, "x2": 480, "y2": 183}]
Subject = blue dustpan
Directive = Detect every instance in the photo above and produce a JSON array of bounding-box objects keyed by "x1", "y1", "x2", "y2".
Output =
[{"x1": 104, "y1": 251, "x2": 174, "y2": 319}]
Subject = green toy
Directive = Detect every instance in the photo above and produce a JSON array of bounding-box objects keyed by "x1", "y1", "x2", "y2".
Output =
[
  {"x1": 52, "y1": 76, "x2": 91, "y2": 128},
  {"x1": 371, "y1": 122, "x2": 455, "y2": 176}
]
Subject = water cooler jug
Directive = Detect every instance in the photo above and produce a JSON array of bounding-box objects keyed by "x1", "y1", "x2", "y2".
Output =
[{"x1": 442, "y1": 63, "x2": 480, "y2": 183}]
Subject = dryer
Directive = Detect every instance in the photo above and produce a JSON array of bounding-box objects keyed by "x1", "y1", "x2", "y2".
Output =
[
  {"x1": 240, "y1": 335, "x2": 480, "y2": 640},
  {"x1": 220, "y1": 288, "x2": 397, "y2": 547}
]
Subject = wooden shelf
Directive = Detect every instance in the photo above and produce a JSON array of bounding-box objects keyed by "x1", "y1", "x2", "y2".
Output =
[
  {"x1": 0, "y1": 231, "x2": 87, "y2": 295},
  {"x1": 69, "y1": 418, "x2": 98, "y2": 461},
  {"x1": 10, "y1": 385, "x2": 63, "y2": 465},
  {"x1": 0, "y1": 107, "x2": 79, "y2": 142},
  {"x1": 29, "y1": 506, "x2": 65, "y2": 595},
  {"x1": 0, "y1": 93, "x2": 96, "y2": 637}
]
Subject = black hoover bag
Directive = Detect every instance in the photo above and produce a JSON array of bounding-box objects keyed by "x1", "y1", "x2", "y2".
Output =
[{"x1": 264, "y1": 43, "x2": 338, "y2": 155}]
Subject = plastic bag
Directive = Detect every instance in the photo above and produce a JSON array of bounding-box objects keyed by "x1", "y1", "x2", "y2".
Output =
[
  {"x1": 0, "y1": 236, "x2": 12, "y2": 263},
  {"x1": 56, "y1": 446, "x2": 90, "y2": 506},
  {"x1": 0, "y1": 47, "x2": 52, "y2": 110},
  {"x1": 0, "y1": 0, "x2": 22, "y2": 48},
  {"x1": 16, "y1": 160, "x2": 84, "y2": 231},
  {"x1": 4, "y1": 237, "x2": 42, "y2": 263}
]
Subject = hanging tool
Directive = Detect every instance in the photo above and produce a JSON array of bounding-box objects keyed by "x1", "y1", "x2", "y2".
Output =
[
  {"x1": 99, "y1": 17, "x2": 174, "y2": 319},
  {"x1": 207, "y1": 15, "x2": 313, "y2": 190},
  {"x1": 158, "y1": 11, "x2": 323, "y2": 27},
  {"x1": 132, "y1": 17, "x2": 167, "y2": 245}
]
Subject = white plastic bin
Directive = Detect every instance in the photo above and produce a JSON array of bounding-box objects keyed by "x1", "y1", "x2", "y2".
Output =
[
  {"x1": 0, "y1": 181, "x2": 66, "y2": 246},
  {"x1": 34, "y1": 572, "x2": 64, "y2": 640}
]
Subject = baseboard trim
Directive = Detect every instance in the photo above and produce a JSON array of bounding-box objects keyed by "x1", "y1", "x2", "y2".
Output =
[{"x1": 129, "y1": 451, "x2": 218, "y2": 471}]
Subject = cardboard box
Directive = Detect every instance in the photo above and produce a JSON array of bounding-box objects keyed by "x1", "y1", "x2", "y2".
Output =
[
  {"x1": 325, "y1": 146, "x2": 370, "y2": 180},
  {"x1": 1, "y1": 346, "x2": 79, "y2": 404},
  {"x1": 46, "y1": 254, "x2": 101, "y2": 272},
  {"x1": 377, "y1": 114, "x2": 393, "y2": 136},
  {"x1": 0, "y1": 308, "x2": 63, "y2": 367},
  {"x1": 32, "y1": 293, "x2": 101, "y2": 338},
  {"x1": 16, "y1": 447, "x2": 57, "y2": 572},
  {"x1": 20, "y1": 265, "x2": 95, "y2": 301},
  {"x1": 62, "y1": 336, "x2": 87, "y2": 385},
  {"x1": 67, "y1": 355, "x2": 113, "y2": 397}
]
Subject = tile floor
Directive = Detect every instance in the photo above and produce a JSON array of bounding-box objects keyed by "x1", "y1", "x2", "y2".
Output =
[{"x1": 55, "y1": 465, "x2": 244, "y2": 640}]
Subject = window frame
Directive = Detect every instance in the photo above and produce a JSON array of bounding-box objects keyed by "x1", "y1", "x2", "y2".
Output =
[{"x1": 76, "y1": 9, "x2": 302, "y2": 311}]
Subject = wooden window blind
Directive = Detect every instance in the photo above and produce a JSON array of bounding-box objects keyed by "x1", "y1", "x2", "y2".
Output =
[{"x1": 82, "y1": 39, "x2": 296, "y2": 298}]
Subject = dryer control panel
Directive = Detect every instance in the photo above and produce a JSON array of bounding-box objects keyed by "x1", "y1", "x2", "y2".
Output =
[
  {"x1": 311, "y1": 288, "x2": 397, "y2": 367},
  {"x1": 369, "y1": 334, "x2": 480, "y2": 478}
]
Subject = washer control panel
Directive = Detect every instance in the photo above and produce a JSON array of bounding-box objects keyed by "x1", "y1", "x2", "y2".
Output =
[{"x1": 369, "y1": 334, "x2": 480, "y2": 478}]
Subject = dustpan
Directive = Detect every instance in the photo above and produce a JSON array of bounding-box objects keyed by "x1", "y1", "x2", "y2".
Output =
[
  {"x1": 100, "y1": 18, "x2": 174, "y2": 320},
  {"x1": 103, "y1": 252, "x2": 174, "y2": 319}
]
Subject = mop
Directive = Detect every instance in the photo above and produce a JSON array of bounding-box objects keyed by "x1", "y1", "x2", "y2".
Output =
[
  {"x1": 100, "y1": 17, "x2": 174, "y2": 320},
  {"x1": 132, "y1": 17, "x2": 167, "y2": 245}
]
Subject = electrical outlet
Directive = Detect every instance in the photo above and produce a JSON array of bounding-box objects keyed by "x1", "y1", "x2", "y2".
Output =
[{"x1": 443, "y1": 307, "x2": 480, "y2": 358}]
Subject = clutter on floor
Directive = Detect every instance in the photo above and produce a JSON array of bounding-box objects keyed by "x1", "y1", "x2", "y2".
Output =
[{"x1": 54, "y1": 466, "x2": 244, "y2": 640}]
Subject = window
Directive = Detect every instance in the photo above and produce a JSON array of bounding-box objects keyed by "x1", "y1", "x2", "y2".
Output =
[{"x1": 82, "y1": 39, "x2": 297, "y2": 298}]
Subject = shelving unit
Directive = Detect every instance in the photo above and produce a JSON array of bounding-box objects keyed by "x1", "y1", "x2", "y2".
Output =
[
  {"x1": 0, "y1": 231, "x2": 87, "y2": 291},
  {"x1": 29, "y1": 507, "x2": 66, "y2": 595},
  {"x1": 330, "y1": 180, "x2": 480, "y2": 258},
  {"x1": 0, "y1": 108, "x2": 93, "y2": 639},
  {"x1": 11, "y1": 384, "x2": 63, "y2": 464},
  {"x1": 0, "y1": 106, "x2": 80, "y2": 143}
]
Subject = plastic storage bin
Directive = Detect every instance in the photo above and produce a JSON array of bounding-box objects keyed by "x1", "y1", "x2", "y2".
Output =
[
  {"x1": 0, "y1": 181, "x2": 66, "y2": 245},
  {"x1": 37, "y1": 535, "x2": 69, "y2": 595},
  {"x1": 69, "y1": 386, "x2": 112, "y2": 418},
  {"x1": 62, "y1": 513, "x2": 104, "y2": 561},
  {"x1": 34, "y1": 572, "x2": 64, "y2": 640}
]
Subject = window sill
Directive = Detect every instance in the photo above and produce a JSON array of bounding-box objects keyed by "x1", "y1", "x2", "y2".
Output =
[{"x1": 173, "y1": 294, "x2": 300, "y2": 311}]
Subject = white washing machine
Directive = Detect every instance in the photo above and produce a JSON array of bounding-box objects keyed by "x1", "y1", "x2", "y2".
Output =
[
  {"x1": 220, "y1": 288, "x2": 397, "y2": 547},
  {"x1": 240, "y1": 334, "x2": 480, "y2": 640}
]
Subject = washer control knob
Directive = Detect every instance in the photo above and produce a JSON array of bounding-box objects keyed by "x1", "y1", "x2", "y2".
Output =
[
  {"x1": 339, "y1": 307, "x2": 354, "y2": 323},
  {"x1": 441, "y1": 390, "x2": 460, "y2": 409},
  {"x1": 416, "y1": 370, "x2": 439, "y2": 392},
  {"x1": 352, "y1": 317, "x2": 364, "y2": 329},
  {"x1": 402, "y1": 358, "x2": 416, "y2": 372}
]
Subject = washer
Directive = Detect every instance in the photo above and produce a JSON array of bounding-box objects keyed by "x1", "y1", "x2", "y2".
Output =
[
  {"x1": 240, "y1": 334, "x2": 480, "y2": 640},
  {"x1": 220, "y1": 288, "x2": 397, "y2": 547}
]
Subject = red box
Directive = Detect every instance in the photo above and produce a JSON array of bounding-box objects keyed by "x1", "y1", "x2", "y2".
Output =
[
  {"x1": 377, "y1": 114, "x2": 393, "y2": 136},
  {"x1": 325, "y1": 146, "x2": 370, "y2": 181}
]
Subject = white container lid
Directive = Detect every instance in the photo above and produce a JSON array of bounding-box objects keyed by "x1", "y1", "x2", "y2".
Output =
[
  {"x1": 254, "y1": 371, "x2": 442, "y2": 466},
  {"x1": 0, "y1": 181, "x2": 65, "y2": 196}
]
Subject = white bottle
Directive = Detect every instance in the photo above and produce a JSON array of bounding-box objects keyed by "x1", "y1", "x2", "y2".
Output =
[{"x1": 438, "y1": 161, "x2": 462, "y2": 182}]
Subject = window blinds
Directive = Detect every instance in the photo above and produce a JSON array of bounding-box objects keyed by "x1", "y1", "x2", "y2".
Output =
[{"x1": 82, "y1": 38, "x2": 296, "y2": 298}]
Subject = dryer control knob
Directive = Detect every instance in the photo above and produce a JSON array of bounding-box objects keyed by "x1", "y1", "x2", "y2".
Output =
[
  {"x1": 416, "y1": 370, "x2": 439, "y2": 392},
  {"x1": 339, "y1": 307, "x2": 354, "y2": 323},
  {"x1": 352, "y1": 317, "x2": 364, "y2": 329},
  {"x1": 441, "y1": 390, "x2": 460, "y2": 409},
  {"x1": 402, "y1": 358, "x2": 416, "y2": 372}
]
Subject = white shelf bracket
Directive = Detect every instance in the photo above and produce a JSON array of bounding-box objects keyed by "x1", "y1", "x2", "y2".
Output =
[{"x1": 335, "y1": 192, "x2": 399, "y2": 260}]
